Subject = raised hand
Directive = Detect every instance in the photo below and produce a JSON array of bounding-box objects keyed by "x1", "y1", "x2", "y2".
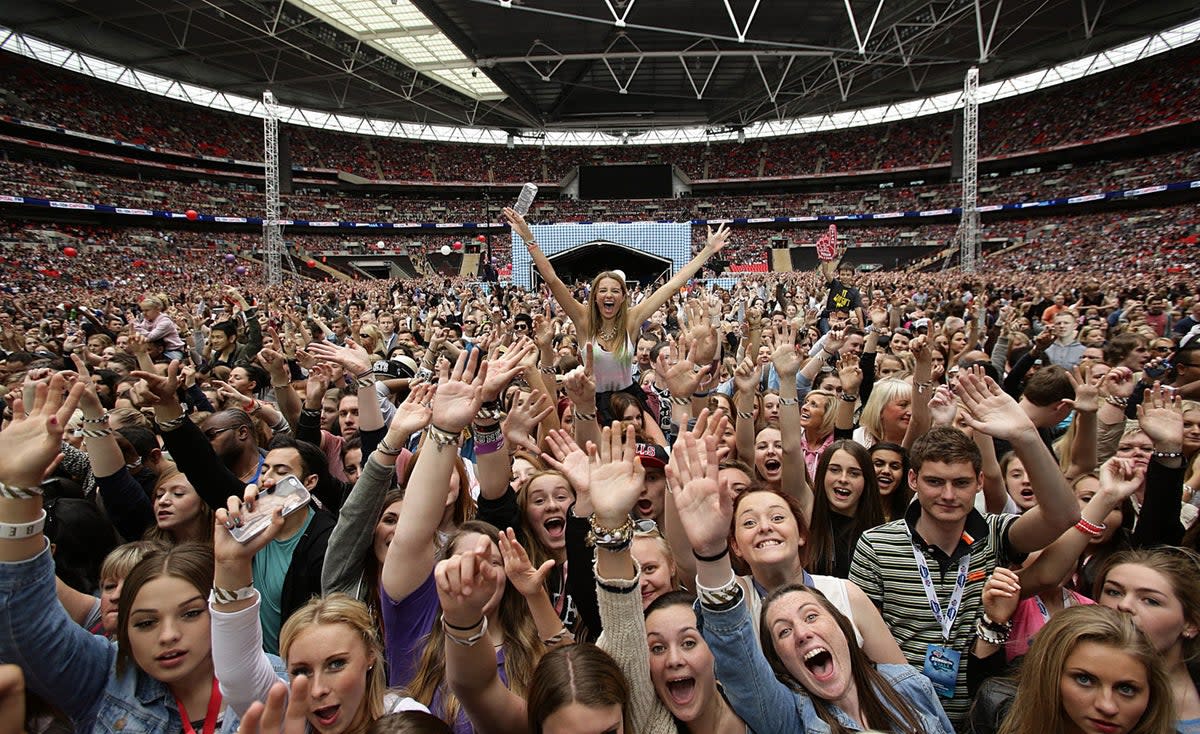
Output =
[
  {"x1": 1136, "y1": 382, "x2": 1183, "y2": 451},
  {"x1": 307, "y1": 339, "x2": 373, "y2": 377},
  {"x1": 431, "y1": 349, "x2": 488, "y2": 433},
  {"x1": 0, "y1": 372, "x2": 84, "y2": 488},
  {"x1": 502, "y1": 389, "x2": 553, "y2": 453},
  {"x1": 771, "y1": 321, "x2": 803, "y2": 378},
  {"x1": 589, "y1": 423, "x2": 646, "y2": 527},
  {"x1": 481, "y1": 337, "x2": 535, "y2": 402},
  {"x1": 665, "y1": 432, "x2": 728, "y2": 558},
  {"x1": 542, "y1": 429, "x2": 591, "y2": 498},
  {"x1": 1099, "y1": 366, "x2": 1136, "y2": 400},
  {"x1": 705, "y1": 223, "x2": 731, "y2": 254},
  {"x1": 656, "y1": 342, "x2": 711, "y2": 398},
  {"x1": 927, "y1": 385, "x2": 959, "y2": 427},
  {"x1": 1098, "y1": 456, "x2": 1146, "y2": 502},
  {"x1": 130, "y1": 360, "x2": 183, "y2": 406},
  {"x1": 303, "y1": 363, "x2": 332, "y2": 409},
  {"x1": 389, "y1": 382, "x2": 435, "y2": 438},
  {"x1": 838, "y1": 353, "x2": 863, "y2": 395},
  {"x1": 435, "y1": 535, "x2": 502, "y2": 627},
  {"x1": 732, "y1": 356, "x2": 761, "y2": 395},
  {"x1": 498, "y1": 528, "x2": 555, "y2": 598},
  {"x1": 955, "y1": 371, "x2": 1033, "y2": 441},
  {"x1": 235, "y1": 678, "x2": 309, "y2": 734},
  {"x1": 256, "y1": 348, "x2": 291, "y2": 387},
  {"x1": 1065, "y1": 363, "x2": 1101, "y2": 414},
  {"x1": 503, "y1": 207, "x2": 535, "y2": 243},
  {"x1": 981, "y1": 567, "x2": 1021, "y2": 626},
  {"x1": 561, "y1": 346, "x2": 596, "y2": 409}
]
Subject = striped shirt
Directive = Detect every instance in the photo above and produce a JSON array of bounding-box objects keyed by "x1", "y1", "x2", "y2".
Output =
[{"x1": 849, "y1": 502, "x2": 1023, "y2": 726}]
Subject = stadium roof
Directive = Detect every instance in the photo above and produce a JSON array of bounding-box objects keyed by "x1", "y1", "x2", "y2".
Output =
[{"x1": 0, "y1": 0, "x2": 1196, "y2": 142}]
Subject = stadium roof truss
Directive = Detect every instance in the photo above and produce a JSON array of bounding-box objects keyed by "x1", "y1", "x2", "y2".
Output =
[{"x1": 0, "y1": 0, "x2": 1196, "y2": 145}]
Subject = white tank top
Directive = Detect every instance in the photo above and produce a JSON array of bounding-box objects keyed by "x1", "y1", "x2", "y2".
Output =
[
  {"x1": 738, "y1": 574, "x2": 863, "y2": 646},
  {"x1": 592, "y1": 338, "x2": 634, "y2": 392}
]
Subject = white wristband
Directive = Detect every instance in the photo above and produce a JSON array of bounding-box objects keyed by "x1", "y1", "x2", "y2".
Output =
[{"x1": 0, "y1": 509, "x2": 47, "y2": 540}]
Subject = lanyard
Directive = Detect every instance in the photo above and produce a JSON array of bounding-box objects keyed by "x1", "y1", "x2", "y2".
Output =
[
  {"x1": 909, "y1": 543, "x2": 970, "y2": 641},
  {"x1": 248, "y1": 453, "x2": 265, "y2": 486},
  {"x1": 1034, "y1": 589, "x2": 1073, "y2": 622},
  {"x1": 175, "y1": 678, "x2": 222, "y2": 734}
]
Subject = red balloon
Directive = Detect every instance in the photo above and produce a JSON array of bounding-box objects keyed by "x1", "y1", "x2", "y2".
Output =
[
  {"x1": 452, "y1": 241, "x2": 463, "y2": 250},
  {"x1": 185, "y1": 209, "x2": 198, "y2": 221},
  {"x1": 62, "y1": 247, "x2": 78, "y2": 257},
  {"x1": 476, "y1": 234, "x2": 487, "y2": 242},
  {"x1": 306, "y1": 259, "x2": 316, "y2": 268}
]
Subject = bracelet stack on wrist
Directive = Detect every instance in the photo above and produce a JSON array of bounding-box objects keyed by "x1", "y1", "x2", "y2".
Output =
[
  {"x1": 695, "y1": 571, "x2": 742, "y2": 611},
  {"x1": 587, "y1": 515, "x2": 635, "y2": 552},
  {"x1": 573, "y1": 407, "x2": 597, "y2": 423},
  {"x1": 426, "y1": 424, "x2": 463, "y2": 451},
  {"x1": 376, "y1": 437, "x2": 404, "y2": 457},
  {"x1": 443, "y1": 615, "x2": 489, "y2": 647},
  {"x1": 1103, "y1": 395, "x2": 1129, "y2": 408},
  {"x1": 155, "y1": 415, "x2": 186, "y2": 431},
  {"x1": 474, "y1": 424, "x2": 504, "y2": 456},
  {"x1": 976, "y1": 614, "x2": 1013, "y2": 645},
  {"x1": 1074, "y1": 518, "x2": 1107, "y2": 537}
]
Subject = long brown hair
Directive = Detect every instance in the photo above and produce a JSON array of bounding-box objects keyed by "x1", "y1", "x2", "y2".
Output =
[
  {"x1": 808, "y1": 440, "x2": 885, "y2": 576},
  {"x1": 406, "y1": 521, "x2": 544, "y2": 725},
  {"x1": 526, "y1": 644, "x2": 632, "y2": 734},
  {"x1": 142, "y1": 466, "x2": 214, "y2": 546},
  {"x1": 997, "y1": 605, "x2": 1174, "y2": 734},
  {"x1": 400, "y1": 448, "x2": 476, "y2": 528},
  {"x1": 1095, "y1": 547, "x2": 1200, "y2": 663},
  {"x1": 759, "y1": 584, "x2": 925, "y2": 734},
  {"x1": 116, "y1": 543, "x2": 214, "y2": 676}
]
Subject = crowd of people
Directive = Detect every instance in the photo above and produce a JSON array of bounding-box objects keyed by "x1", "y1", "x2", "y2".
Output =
[
  {"x1": 0, "y1": 193, "x2": 1198, "y2": 734},
  {"x1": 2, "y1": 147, "x2": 1197, "y2": 240},
  {"x1": 2, "y1": 43, "x2": 1198, "y2": 182}
]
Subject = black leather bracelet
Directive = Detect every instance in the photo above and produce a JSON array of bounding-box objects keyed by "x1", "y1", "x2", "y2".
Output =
[
  {"x1": 444, "y1": 616, "x2": 484, "y2": 631},
  {"x1": 693, "y1": 546, "x2": 730, "y2": 563}
]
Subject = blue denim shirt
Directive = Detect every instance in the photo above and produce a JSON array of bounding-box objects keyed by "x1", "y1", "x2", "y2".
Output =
[
  {"x1": 699, "y1": 592, "x2": 954, "y2": 734},
  {"x1": 0, "y1": 543, "x2": 280, "y2": 734}
]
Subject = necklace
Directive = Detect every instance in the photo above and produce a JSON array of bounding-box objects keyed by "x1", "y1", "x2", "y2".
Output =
[{"x1": 598, "y1": 323, "x2": 618, "y2": 342}]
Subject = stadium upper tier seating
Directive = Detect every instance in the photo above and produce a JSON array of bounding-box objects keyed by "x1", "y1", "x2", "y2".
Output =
[{"x1": 1, "y1": 43, "x2": 1197, "y2": 183}]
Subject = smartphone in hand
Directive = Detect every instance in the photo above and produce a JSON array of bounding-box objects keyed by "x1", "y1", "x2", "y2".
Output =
[{"x1": 228, "y1": 475, "x2": 312, "y2": 543}]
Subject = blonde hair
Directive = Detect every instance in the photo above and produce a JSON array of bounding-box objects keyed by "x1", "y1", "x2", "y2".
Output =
[
  {"x1": 100, "y1": 540, "x2": 167, "y2": 583},
  {"x1": 859, "y1": 378, "x2": 912, "y2": 443},
  {"x1": 587, "y1": 272, "x2": 630, "y2": 360},
  {"x1": 802, "y1": 389, "x2": 838, "y2": 439},
  {"x1": 280, "y1": 594, "x2": 387, "y2": 727}
]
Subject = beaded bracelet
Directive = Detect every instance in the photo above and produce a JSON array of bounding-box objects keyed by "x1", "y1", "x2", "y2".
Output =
[
  {"x1": 1074, "y1": 518, "x2": 1107, "y2": 537},
  {"x1": 81, "y1": 411, "x2": 110, "y2": 425},
  {"x1": 975, "y1": 618, "x2": 1010, "y2": 645}
]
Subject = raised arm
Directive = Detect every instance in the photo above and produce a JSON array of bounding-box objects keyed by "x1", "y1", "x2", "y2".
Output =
[
  {"x1": 438, "y1": 538, "x2": 529, "y2": 734},
  {"x1": 630, "y1": 224, "x2": 730, "y2": 325},
  {"x1": 504, "y1": 207, "x2": 586, "y2": 329},
  {"x1": 731, "y1": 357, "x2": 761, "y2": 463},
  {"x1": 1063, "y1": 365, "x2": 1100, "y2": 480},
  {"x1": 381, "y1": 351, "x2": 485, "y2": 601},
  {"x1": 956, "y1": 373, "x2": 1079, "y2": 553},
  {"x1": 772, "y1": 321, "x2": 812, "y2": 519}
]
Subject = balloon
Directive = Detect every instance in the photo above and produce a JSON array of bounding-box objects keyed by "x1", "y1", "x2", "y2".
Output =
[
  {"x1": 452, "y1": 241, "x2": 463, "y2": 251},
  {"x1": 440, "y1": 245, "x2": 452, "y2": 256},
  {"x1": 306, "y1": 260, "x2": 317, "y2": 268},
  {"x1": 476, "y1": 234, "x2": 487, "y2": 242},
  {"x1": 321, "y1": 256, "x2": 327, "y2": 263},
  {"x1": 235, "y1": 265, "x2": 247, "y2": 275},
  {"x1": 185, "y1": 209, "x2": 198, "y2": 221},
  {"x1": 224, "y1": 253, "x2": 236, "y2": 263},
  {"x1": 62, "y1": 247, "x2": 78, "y2": 258},
  {"x1": 376, "y1": 241, "x2": 385, "y2": 249}
]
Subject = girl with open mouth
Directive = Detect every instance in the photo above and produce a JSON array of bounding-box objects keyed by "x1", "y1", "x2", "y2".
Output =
[{"x1": 666, "y1": 430, "x2": 954, "y2": 734}]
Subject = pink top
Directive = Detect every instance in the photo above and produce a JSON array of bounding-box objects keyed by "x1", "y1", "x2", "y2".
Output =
[{"x1": 1006, "y1": 589, "x2": 1094, "y2": 661}]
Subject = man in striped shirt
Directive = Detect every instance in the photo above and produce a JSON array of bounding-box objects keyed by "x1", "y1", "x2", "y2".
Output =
[{"x1": 850, "y1": 373, "x2": 1080, "y2": 727}]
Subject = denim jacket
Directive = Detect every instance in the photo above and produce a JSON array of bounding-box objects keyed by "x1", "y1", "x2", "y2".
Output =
[
  {"x1": 0, "y1": 543, "x2": 279, "y2": 734},
  {"x1": 699, "y1": 592, "x2": 954, "y2": 734}
]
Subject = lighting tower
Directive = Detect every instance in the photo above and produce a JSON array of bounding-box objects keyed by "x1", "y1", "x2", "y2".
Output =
[
  {"x1": 263, "y1": 90, "x2": 284, "y2": 285},
  {"x1": 959, "y1": 67, "x2": 980, "y2": 272}
]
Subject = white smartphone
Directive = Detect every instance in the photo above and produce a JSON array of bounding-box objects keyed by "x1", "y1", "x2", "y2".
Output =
[{"x1": 228, "y1": 475, "x2": 312, "y2": 543}]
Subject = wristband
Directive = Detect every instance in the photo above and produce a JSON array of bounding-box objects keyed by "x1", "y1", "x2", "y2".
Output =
[
  {"x1": 1104, "y1": 395, "x2": 1129, "y2": 408},
  {"x1": 426, "y1": 424, "x2": 463, "y2": 451},
  {"x1": 692, "y1": 545, "x2": 729, "y2": 562},
  {"x1": 443, "y1": 615, "x2": 489, "y2": 646},
  {"x1": 1151, "y1": 451, "x2": 1183, "y2": 460},
  {"x1": 670, "y1": 396, "x2": 691, "y2": 406},
  {"x1": 1074, "y1": 518, "x2": 1106, "y2": 537},
  {"x1": 542, "y1": 626, "x2": 575, "y2": 646},
  {"x1": 975, "y1": 618, "x2": 1010, "y2": 645},
  {"x1": 840, "y1": 393, "x2": 859, "y2": 402},
  {"x1": 0, "y1": 510, "x2": 47, "y2": 540},
  {"x1": 376, "y1": 437, "x2": 403, "y2": 457},
  {"x1": 444, "y1": 616, "x2": 485, "y2": 632},
  {"x1": 693, "y1": 389, "x2": 714, "y2": 398},
  {"x1": 736, "y1": 410, "x2": 753, "y2": 420},
  {"x1": 271, "y1": 381, "x2": 291, "y2": 389},
  {"x1": 696, "y1": 571, "x2": 742, "y2": 610},
  {"x1": 82, "y1": 411, "x2": 110, "y2": 425},
  {"x1": 209, "y1": 585, "x2": 257, "y2": 604},
  {"x1": 778, "y1": 396, "x2": 798, "y2": 406},
  {"x1": 0, "y1": 481, "x2": 44, "y2": 500},
  {"x1": 573, "y1": 410, "x2": 597, "y2": 423},
  {"x1": 474, "y1": 437, "x2": 505, "y2": 456},
  {"x1": 79, "y1": 427, "x2": 115, "y2": 438},
  {"x1": 155, "y1": 415, "x2": 186, "y2": 431},
  {"x1": 355, "y1": 374, "x2": 377, "y2": 389}
]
